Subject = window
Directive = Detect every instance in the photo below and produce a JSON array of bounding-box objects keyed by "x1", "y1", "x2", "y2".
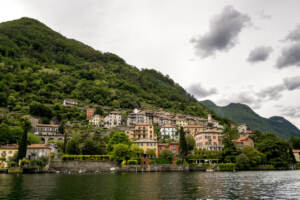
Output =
[{"x1": 213, "y1": 136, "x2": 216, "y2": 139}]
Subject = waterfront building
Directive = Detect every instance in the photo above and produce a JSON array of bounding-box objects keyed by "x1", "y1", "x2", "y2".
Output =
[
  {"x1": 0, "y1": 144, "x2": 18, "y2": 168},
  {"x1": 157, "y1": 142, "x2": 179, "y2": 157},
  {"x1": 26, "y1": 144, "x2": 51, "y2": 160},
  {"x1": 34, "y1": 124, "x2": 63, "y2": 144},
  {"x1": 133, "y1": 139, "x2": 158, "y2": 157},
  {"x1": 293, "y1": 149, "x2": 300, "y2": 162},
  {"x1": 194, "y1": 128, "x2": 224, "y2": 151}
]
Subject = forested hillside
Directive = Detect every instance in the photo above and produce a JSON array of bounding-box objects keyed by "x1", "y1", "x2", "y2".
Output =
[
  {"x1": 0, "y1": 17, "x2": 215, "y2": 122},
  {"x1": 201, "y1": 100, "x2": 300, "y2": 138}
]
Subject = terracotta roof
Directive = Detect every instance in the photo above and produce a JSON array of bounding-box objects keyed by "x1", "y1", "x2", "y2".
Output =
[
  {"x1": 186, "y1": 125, "x2": 204, "y2": 128},
  {"x1": 0, "y1": 144, "x2": 18, "y2": 149},
  {"x1": 28, "y1": 144, "x2": 50, "y2": 149},
  {"x1": 134, "y1": 139, "x2": 157, "y2": 143},
  {"x1": 232, "y1": 136, "x2": 251, "y2": 143},
  {"x1": 161, "y1": 124, "x2": 177, "y2": 128},
  {"x1": 37, "y1": 124, "x2": 59, "y2": 127},
  {"x1": 135, "y1": 123, "x2": 151, "y2": 126},
  {"x1": 293, "y1": 149, "x2": 300, "y2": 153}
]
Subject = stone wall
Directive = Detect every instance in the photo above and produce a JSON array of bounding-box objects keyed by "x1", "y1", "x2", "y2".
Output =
[{"x1": 49, "y1": 161, "x2": 119, "y2": 173}]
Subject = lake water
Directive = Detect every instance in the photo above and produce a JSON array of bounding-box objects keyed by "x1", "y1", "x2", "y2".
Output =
[{"x1": 1, "y1": 171, "x2": 300, "y2": 199}]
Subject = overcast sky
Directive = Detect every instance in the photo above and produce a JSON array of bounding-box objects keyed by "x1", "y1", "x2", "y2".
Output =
[{"x1": 1, "y1": 0, "x2": 300, "y2": 128}]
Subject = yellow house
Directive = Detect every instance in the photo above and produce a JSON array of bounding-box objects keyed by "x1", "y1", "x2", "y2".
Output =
[
  {"x1": 133, "y1": 139, "x2": 158, "y2": 157},
  {"x1": 0, "y1": 144, "x2": 18, "y2": 168}
]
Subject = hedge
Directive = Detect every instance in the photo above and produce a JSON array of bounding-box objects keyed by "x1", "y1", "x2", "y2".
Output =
[
  {"x1": 217, "y1": 163, "x2": 236, "y2": 171},
  {"x1": 296, "y1": 162, "x2": 300, "y2": 170},
  {"x1": 62, "y1": 155, "x2": 111, "y2": 161},
  {"x1": 127, "y1": 160, "x2": 138, "y2": 165}
]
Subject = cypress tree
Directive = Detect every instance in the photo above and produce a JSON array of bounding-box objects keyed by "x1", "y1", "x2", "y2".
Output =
[
  {"x1": 179, "y1": 127, "x2": 188, "y2": 159},
  {"x1": 17, "y1": 118, "x2": 32, "y2": 161}
]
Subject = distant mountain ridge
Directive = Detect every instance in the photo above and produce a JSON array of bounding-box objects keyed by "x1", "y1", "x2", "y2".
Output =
[{"x1": 201, "y1": 100, "x2": 300, "y2": 138}]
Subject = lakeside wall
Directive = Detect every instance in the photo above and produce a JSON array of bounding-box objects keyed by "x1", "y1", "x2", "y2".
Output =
[{"x1": 49, "y1": 161, "x2": 200, "y2": 173}]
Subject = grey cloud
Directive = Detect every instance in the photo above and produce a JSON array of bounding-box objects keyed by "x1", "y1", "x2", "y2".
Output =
[
  {"x1": 256, "y1": 84, "x2": 285, "y2": 100},
  {"x1": 191, "y1": 5, "x2": 250, "y2": 58},
  {"x1": 278, "y1": 106, "x2": 300, "y2": 118},
  {"x1": 276, "y1": 43, "x2": 300, "y2": 68},
  {"x1": 187, "y1": 83, "x2": 217, "y2": 98},
  {"x1": 258, "y1": 10, "x2": 271, "y2": 20},
  {"x1": 247, "y1": 46, "x2": 273, "y2": 63},
  {"x1": 285, "y1": 25, "x2": 300, "y2": 42},
  {"x1": 283, "y1": 76, "x2": 300, "y2": 90}
]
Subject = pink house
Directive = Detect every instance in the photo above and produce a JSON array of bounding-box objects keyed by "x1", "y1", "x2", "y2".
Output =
[{"x1": 194, "y1": 128, "x2": 224, "y2": 151}]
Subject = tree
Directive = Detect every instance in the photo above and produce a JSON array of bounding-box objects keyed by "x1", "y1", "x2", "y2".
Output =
[
  {"x1": 111, "y1": 144, "x2": 131, "y2": 164},
  {"x1": 221, "y1": 129, "x2": 239, "y2": 163},
  {"x1": 66, "y1": 133, "x2": 81, "y2": 155},
  {"x1": 289, "y1": 136, "x2": 300, "y2": 149},
  {"x1": 179, "y1": 127, "x2": 188, "y2": 159},
  {"x1": 107, "y1": 131, "x2": 131, "y2": 152},
  {"x1": 18, "y1": 117, "x2": 31, "y2": 160},
  {"x1": 146, "y1": 149, "x2": 156, "y2": 158},
  {"x1": 160, "y1": 149, "x2": 173, "y2": 163},
  {"x1": 236, "y1": 153, "x2": 250, "y2": 170},
  {"x1": 241, "y1": 146, "x2": 265, "y2": 167},
  {"x1": 186, "y1": 134, "x2": 196, "y2": 152},
  {"x1": 27, "y1": 133, "x2": 42, "y2": 144},
  {"x1": 130, "y1": 144, "x2": 144, "y2": 158}
]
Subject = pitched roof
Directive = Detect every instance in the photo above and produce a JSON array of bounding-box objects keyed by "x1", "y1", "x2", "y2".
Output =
[
  {"x1": 232, "y1": 136, "x2": 251, "y2": 143},
  {"x1": 134, "y1": 139, "x2": 157, "y2": 143},
  {"x1": 0, "y1": 144, "x2": 18, "y2": 149},
  {"x1": 293, "y1": 149, "x2": 300, "y2": 153},
  {"x1": 161, "y1": 124, "x2": 177, "y2": 128},
  {"x1": 37, "y1": 124, "x2": 59, "y2": 127},
  {"x1": 28, "y1": 144, "x2": 50, "y2": 149}
]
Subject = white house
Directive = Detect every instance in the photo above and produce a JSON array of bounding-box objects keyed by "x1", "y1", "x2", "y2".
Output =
[{"x1": 160, "y1": 124, "x2": 178, "y2": 140}]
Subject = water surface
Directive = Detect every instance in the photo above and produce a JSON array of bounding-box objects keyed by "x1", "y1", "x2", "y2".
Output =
[{"x1": 1, "y1": 171, "x2": 300, "y2": 199}]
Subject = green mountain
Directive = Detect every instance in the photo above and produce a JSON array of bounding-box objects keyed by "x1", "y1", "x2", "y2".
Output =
[
  {"x1": 0, "y1": 17, "x2": 215, "y2": 122},
  {"x1": 201, "y1": 100, "x2": 300, "y2": 138}
]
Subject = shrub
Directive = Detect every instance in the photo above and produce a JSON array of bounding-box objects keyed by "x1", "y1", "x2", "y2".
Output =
[
  {"x1": 20, "y1": 159, "x2": 30, "y2": 167},
  {"x1": 297, "y1": 162, "x2": 300, "y2": 170},
  {"x1": 127, "y1": 160, "x2": 138, "y2": 165},
  {"x1": 217, "y1": 163, "x2": 236, "y2": 171}
]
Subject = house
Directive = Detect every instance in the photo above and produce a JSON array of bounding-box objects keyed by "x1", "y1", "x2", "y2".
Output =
[
  {"x1": 184, "y1": 124, "x2": 205, "y2": 137},
  {"x1": 126, "y1": 109, "x2": 148, "y2": 126},
  {"x1": 232, "y1": 135, "x2": 254, "y2": 150},
  {"x1": 63, "y1": 99, "x2": 78, "y2": 107},
  {"x1": 160, "y1": 124, "x2": 178, "y2": 140},
  {"x1": 86, "y1": 108, "x2": 95, "y2": 119},
  {"x1": 126, "y1": 123, "x2": 156, "y2": 140},
  {"x1": 104, "y1": 111, "x2": 122, "y2": 128},
  {"x1": 0, "y1": 144, "x2": 18, "y2": 168},
  {"x1": 89, "y1": 114, "x2": 104, "y2": 127},
  {"x1": 194, "y1": 129, "x2": 224, "y2": 151},
  {"x1": 237, "y1": 124, "x2": 252, "y2": 136},
  {"x1": 175, "y1": 117, "x2": 188, "y2": 127},
  {"x1": 157, "y1": 142, "x2": 179, "y2": 157},
  {"x1": 34, "y1": 124, "x2": 63, "y2": 144},
  {"x1": 26, "y1": 144, "x2": 51, "y2": 160},
  {"x1": 133, "y1": 139, "x2": 158, "y2": 157},
  {"x1": 293, "y1": 150, "x2": 300, "y2": 162}
]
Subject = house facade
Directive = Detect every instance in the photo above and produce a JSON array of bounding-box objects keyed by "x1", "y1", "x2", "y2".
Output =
[
  {"x1": 293, "y1": 150, "x2": 300, "y2": 162},
  {"x1": 63, "y1": 99, "x2": 78, "y2": 107},
  {"x1": 104, "y1": 111, "x2": 122, "y2": 128},
  {"x1": 26, "y1": 144, "x2": 51, "y2": 160},
  {"x1": 194, "y1": 129, "x2": 224, "y2": 151},
  {"x1": 126, "y1": 124, "x2": 156, "y2": 140},
  {"x1": 160, "y1": 124, "x2": 178, "y2": 140},
  {"x1": 89, "y1": 114, "x2": 104, "y2": 127},
  {"x1": 133, "y1": 139, "x2": 158, "y2": 157},
  {"x1": 0, "y1": 144, "x2": 18, "y2": 168},
  {"x1": 184, "y1": 125, "x2": 205, "y2": 137},
  {"x1": 86, "y1": 108, "x2": 95, "y2": 119},
  {"x1": 34, "y1": 124, "x2": 63, "y2": 143},
  {"x1": 157, "y1": 142, "x2": 179, "y2": 157}
]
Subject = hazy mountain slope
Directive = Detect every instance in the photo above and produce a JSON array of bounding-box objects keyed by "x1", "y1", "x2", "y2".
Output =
[{"x1": 201, "y1": 100, "x2": 300, "y2": 138}]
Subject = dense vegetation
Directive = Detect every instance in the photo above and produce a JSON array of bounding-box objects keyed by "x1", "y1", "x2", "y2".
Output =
[
  {"x1": 201, "y1": 100, "x2": 300, "y2": 138},
  {"x1": 0, "y1": 17, "x2": 218, "y2": 124}
]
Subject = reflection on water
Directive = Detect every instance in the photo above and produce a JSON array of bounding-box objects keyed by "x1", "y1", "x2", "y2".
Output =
[{"x1": 0, "y1": 171, "x2": 300, "y2": 199}]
